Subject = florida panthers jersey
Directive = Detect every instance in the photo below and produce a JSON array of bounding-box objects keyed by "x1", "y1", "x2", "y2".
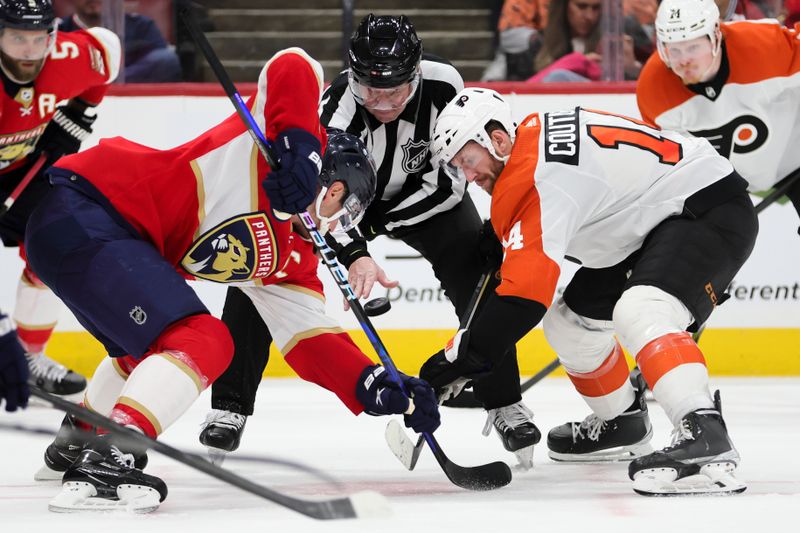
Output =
[
  {"x1": 637, "y1": 21, "x2": 800, "y2": 192},
  {"x1": 53, "y1": 48, "x2": 327, "y2": 288},
  {"x1": 0, "y1": 28, "x2": 121, "y2": 174},
  {"x1": 492, "y1": 108, "x2": 733, "y2": 307}
]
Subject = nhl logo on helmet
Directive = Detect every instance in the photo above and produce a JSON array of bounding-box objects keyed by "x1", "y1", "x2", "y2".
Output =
[{"x1": 181, "y1": 213, "x2": 278, "y2": 283}]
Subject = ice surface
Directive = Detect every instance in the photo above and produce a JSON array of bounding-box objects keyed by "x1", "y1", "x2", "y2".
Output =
[{"x1": 2, "y1": 377, "x2": 798, "y2": 532}]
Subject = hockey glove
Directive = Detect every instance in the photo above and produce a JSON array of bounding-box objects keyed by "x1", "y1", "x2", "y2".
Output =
[
  {"x1": 420, "y1": 330, "x2": 492, "y2": 402},
  {"x1": 478, "y1": 218, "x2": 503, "y2": 270},
  {"x1": 36, "y1": 105, "x2": 97, "y2": 165},
  {"x1": 262, "y1": 128, "x2": 322, "y2": 215},
  {"x1": 358, "y1": 206, "x2": 388, "y2": 241},
  {"x1": 0, "y1": 315, "x2": 29, "y2": 412},
  {"x1": 356, "y1": 364, "x2": 441, "y2": 434}
]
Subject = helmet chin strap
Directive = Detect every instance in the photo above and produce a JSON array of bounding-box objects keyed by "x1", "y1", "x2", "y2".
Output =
[{"x1": 313, "y1": 187, "x2": 333, "y2": 237}]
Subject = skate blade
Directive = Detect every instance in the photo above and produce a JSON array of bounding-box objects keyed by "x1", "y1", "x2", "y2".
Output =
[
  {"x1": 633, "y1": 462, "x2": 747, "y2": 496},
  {"x1": 548, "y1": 441, "x2": 653, "y2": 463},
  {"x1": 512, "y1": 446, "x2": 534, "y2": 472},
  {"x1": 49, "y1": 481, "x2": 161, "y2": 513},
  {"x1": 206, "y1": 447, "x2": 229, "y2": 467},
  {"x1": 385, "y1": 419, "x2": 423, "y2": 471},
  {"x1": 34, "y1": 464, "x2": 64, "y2": 482}
]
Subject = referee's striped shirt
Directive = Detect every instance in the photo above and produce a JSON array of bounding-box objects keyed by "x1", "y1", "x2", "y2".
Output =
[{"x1": 320, "y1": 55, "x2": 465, "y2": 266}]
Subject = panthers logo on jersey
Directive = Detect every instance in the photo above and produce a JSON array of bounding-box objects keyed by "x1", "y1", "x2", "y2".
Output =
[{"x1": 181, "y1": 213, "x2": 279, "y2": 283}]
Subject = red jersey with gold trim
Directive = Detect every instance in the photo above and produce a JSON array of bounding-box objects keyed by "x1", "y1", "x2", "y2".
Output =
[
  {"x1": 637, "y1": 21, "x2": 800, "y2": 192},
  {"x1": 0, "y1": 27, "x2": 121, "y2": 173},
  {"x1": 53, "y1": 48, "x2": 327, "y2": 289},
  {"x1": 491, "y1": 108, "x2": 732, "y2": 307}
]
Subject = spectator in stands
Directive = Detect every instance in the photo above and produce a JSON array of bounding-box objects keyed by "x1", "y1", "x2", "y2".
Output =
[
  {"x1": 530, "y1": 0, "x2": 641, "y2": 82},
  {"x1": 624, "y1": 0, "x2": 656, "y2": 65},
  {"x1": 483, "y1": 0, "x2": 549, "y2": 81},
  {"x1": 785, "y1": 0, "x2": 800, "y2": 27},
  {"x1": 59, "y1": 0, "x2": 182, "y2": 82}
]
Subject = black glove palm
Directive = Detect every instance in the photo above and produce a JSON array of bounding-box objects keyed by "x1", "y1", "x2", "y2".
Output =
[
  {"x1": 0, "y1": 317, "x2": 29, "y2": 412},
  {"x1": 37, "y1": 106, "x2": 96, "y2": 164},
  {"x1": 419, "y1": 330, "x2": 492, "y2": 400}
]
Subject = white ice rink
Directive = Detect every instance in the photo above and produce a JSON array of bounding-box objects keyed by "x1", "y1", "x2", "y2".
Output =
[{"x1": 2, "y1": 377, "x2": 799, "y2": 532}]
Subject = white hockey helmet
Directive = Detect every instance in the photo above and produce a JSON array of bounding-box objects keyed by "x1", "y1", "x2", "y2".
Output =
[
  {"x1": 431, "y1": 87, "x2": 516, "y2": 181},
  {"x1": 655, "y1": 0, "x2": 721, "y2": 67}
]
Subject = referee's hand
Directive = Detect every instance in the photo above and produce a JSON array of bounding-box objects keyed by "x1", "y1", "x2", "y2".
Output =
[{"x1": 344, "y1": 257, "x2": 398, "y2": 311}]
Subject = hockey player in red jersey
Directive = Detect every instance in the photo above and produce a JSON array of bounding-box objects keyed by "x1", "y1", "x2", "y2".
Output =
[
  {"x1": 637, "y1": 0, "x2": 800, "y2": 219},
  {"x1": 0, "y1": 0, "x2": 121, "y2": 399},
  {"x1": 421, "y1": 87, "x2": 757, "y2": 496},
  {"x1": 25, "y1": 49, "x2": 440, "y2": 512}
]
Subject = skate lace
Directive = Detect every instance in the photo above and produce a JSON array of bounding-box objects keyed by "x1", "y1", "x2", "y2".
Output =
[
  {"x1": 203, "y1": 409, "x2": 246, "y2": 431},
  {"x1": 482, "y1": 402, "x2": 534, "y2": 436},
  {"x1": 572, "y1": 414, "x2": 606, "y2": 442},
  {"x1": 27, "y1": 352, "x2": 69, "y2": 382},
  {"x1": 109, "y1": 445, "x2": 136, "y2": 469},
  {"x1": 666, "y1": 419, "x2": 695, "y2": 449}
]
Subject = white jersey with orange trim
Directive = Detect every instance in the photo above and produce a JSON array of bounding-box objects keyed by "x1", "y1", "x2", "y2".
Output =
[
  {"x1": 491, "y1": 108, "x2": 733, "y2": 308},
  {"x1": 637, "y1": 20, "x2": 800, "y2": 192}
]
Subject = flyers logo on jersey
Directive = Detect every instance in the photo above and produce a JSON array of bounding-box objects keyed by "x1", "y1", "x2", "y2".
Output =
[
  {"x1": 181, "y1": 213, "x2": 278, "y2": 283},
  {"x1": 544, "y1": 108, "x2": 580, "y2": 165},
  {"x1": 690, "y1": 115, "x2": 768, "y2": 158}
]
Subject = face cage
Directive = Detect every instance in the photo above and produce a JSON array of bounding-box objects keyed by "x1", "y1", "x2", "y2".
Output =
[
  {"x1": 0, "y1": 26, "x2": 57, "y2": 61},
  {"x1": 347, "y1": 68, "x2": 421, "y2": 111},
  {"x1": 314, "y1": 187, "x2": 367, "y2": 235}
]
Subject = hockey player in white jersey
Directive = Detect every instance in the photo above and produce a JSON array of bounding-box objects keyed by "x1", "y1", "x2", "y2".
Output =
[
  {"x1": 638, "y1": 0, "x2": 800, "y2": 222},
  {"x1": 420, "y1": 88, "x2": 757, "y2": 495}
]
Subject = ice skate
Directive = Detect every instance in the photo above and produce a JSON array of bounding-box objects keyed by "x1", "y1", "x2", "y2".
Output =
[
  {"x1": 483, "y1": 400, "x2": 540, "y2": 470},
  {"x1": 199, "y1": 410, "x2": 247, "y2": 465},
  {"x1": 629, "y1": 391, "x2": 746, "y2": 496},
  {"x1": 27, "y1": 352, "x2": 87, "y2": 401},
  {"x1": 548, "y1": 375, "x2": 653, "y2": 462},
  {"x1": 49, "y1": 434, "x2": 166, "y2": 513}
]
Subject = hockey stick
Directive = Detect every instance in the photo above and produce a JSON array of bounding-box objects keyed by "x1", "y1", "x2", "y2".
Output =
[
  {"x1": 0, "y1": 153, "x2": 47, "y2": 217},
  {"x1": 391, "y1": 269, "x2": 495, "y2": 469},
  {"x1": 754, "y1": 167, "x2": 800, "y2": 215},
  {"x1": 29, "y1": 388, "x2": 386, "y2": 519},
  {"x1": 180, "y1": 10, "x2": 511, "y2": 492}
]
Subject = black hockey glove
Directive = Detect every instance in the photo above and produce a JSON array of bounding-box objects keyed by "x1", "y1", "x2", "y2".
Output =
[
  {"x1": 0, "y1": 315, "x2": 29, "y2": 412},
  {"x1": 478, "y1": 218, "x2": 503, "y2": 270},
  {"x1": 356, "y1": 364, "x2": 441, "y2": 434},
  {"x1": 36, "y1": 106, "x2": 97, "y2": 165},
  {"x1": 263, "y1": 128, "x2": 322, "y2": 215},
  {"x1": 420, "y1": 330, "x2": 492, "y2": 402},
  {"x1": 358, "y1": 206, "x2": 388, "y2": 241}
]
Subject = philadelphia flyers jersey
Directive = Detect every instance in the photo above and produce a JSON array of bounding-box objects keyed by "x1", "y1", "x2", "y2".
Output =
[
  {"x1": 0, "y1": 28, "x2": 121, "y2": 174},
  {"x1": 52, "y1": 48, "x2": 327, "y2": 289},
  {"x1": 491, "y1": 108, "x2": 733, "y2": 307},
  {"x1": 637, "y1": 20, "x2": 800, "y2": 192}
]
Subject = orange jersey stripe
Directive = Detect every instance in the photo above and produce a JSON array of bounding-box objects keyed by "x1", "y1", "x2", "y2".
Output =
[
  {"x1": 491, "y1": 114, "x2": 561, "y2": 307},
  {"x1": 566, "y1": 343, "x2": 630, "y2": 398},
  {"x1": 635, "y1": 332, "x2": 706, "y2": 388}
]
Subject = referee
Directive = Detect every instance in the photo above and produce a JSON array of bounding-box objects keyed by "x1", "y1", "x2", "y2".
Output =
[{"x1": 200, "y1": 15, "x2": 540, "y2": 469}]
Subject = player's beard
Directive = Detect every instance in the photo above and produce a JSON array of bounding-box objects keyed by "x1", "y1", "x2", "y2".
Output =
[
  {"x1": 0, "y1": 52, "x2": 45, "y2": 83},
  {"x1": 478, "y1": 158, "x2": 506, "y2": 195}
]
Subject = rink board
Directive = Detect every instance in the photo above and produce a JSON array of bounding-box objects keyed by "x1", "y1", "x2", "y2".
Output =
[{"x1": 1, "y1": 83, "x2": 798, "y2": 377}]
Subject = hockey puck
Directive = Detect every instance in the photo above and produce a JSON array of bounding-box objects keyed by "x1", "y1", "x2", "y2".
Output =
[{"x1": 364, "y1": 297, "x2": 391, "y2": 317}]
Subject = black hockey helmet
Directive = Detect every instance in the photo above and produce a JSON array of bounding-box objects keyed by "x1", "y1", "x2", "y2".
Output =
[
  {"x1": 348, "y1": 14, "x2": 422, "y2": 89},
  {"x1": 0, "y1": 0, "x2": 56, "y2": 32},
  {"x1": 316, "y1": 131, "x2": 377, "y2": 233}
]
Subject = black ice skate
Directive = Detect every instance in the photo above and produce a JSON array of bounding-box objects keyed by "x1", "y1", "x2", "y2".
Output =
[
  {"x1": 548, "y1": 376, "x2": 653, "y2": 462},
  {"x1": 35, "y1": 414, "x2": 148, "y2": 481},
  {"x1": 27, "y1": 352, "x2": 87, "y2": 399},
  {"x1": 199, "y1": 410, "x2": 247, "y2": 465},
  {"x1": 49, "y1": 434, "x2": 166, "y2": 513},
  {"x1": 628, "y1": 391, "x2": 746, "y2": 496},
  {"x1": 483, "y1": 401, "x2": 541, "y2": 470}
]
